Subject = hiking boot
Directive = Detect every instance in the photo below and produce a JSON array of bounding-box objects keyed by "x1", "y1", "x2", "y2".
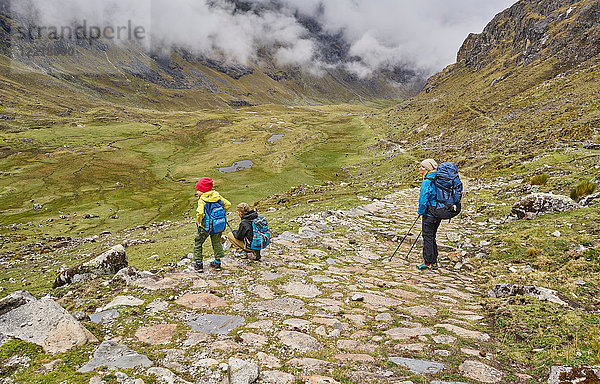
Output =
[
  {"x1": 233, "y1": 250, "x2": 246, "y2": 258},
  {"x1": 210, "y1": 260, "x2": 221, "y2": 270},
  {"x1": 431, "y1": 263, "x2": 439, "y2": 270},
  {"x1": 194, "y1": 261, "x2": 204, "y2": 273},
  {"x1": 417, "y1": 263, "x2": 431, "y2": 270},
  {"x1": 249, "y1": 250, "x2": 261, "y2": 261}
]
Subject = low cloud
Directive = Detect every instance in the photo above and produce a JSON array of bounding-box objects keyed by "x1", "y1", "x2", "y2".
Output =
[{"x1": 10, "y1": 0, "x2": 517, "y2": 78}]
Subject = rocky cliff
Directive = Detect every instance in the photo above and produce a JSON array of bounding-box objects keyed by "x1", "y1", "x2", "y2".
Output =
[{"x1": 457, "y1": 0, "x2": 600, "y2": 70}]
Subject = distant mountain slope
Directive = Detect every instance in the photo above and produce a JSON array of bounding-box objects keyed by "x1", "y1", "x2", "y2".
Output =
[
  {"x1": 0, "y1": 1, "x2": 421, "y2": 129},
  {"x1": 373, "y1": 0, "x2": 600, "y2": 173}
]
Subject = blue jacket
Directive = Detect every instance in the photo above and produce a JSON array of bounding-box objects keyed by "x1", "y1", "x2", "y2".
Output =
[{"x1": 418, "y1": 171, "x2": 437, "y2": 216}]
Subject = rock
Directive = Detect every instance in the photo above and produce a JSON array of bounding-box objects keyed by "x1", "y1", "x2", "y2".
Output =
[
  {"x1": 0, "y1": 295, "x2": 98, "y2": 354},
  {"x1": 388, "y1": 357, "x2": 445, "y2": 374},
  {"x1": 146, "y1": 299, "x2": 169, "y2": 315},
  {"x1": 434, "y1": 324, "x2": 490, "y2": 342},
  {"x1": 247, "y1": 320, "x2": 274, "y2": 329},
  {"x1": 89, "y1": 309, "x2": 120, "y2": 324},
  {"x1": 336, "y1": 339, "x2": 377, "y2": 353},
  {"x1": 287, "y1": 358, "x2": 330, "y2": 369},
  {"x1": 512, "y1": 193, "x2": 579, "y2": 219},
  {"x1": 446, "y1": 233, "x2": 461, "y2": 242},
  {"x1": 280, "y1": 282, "x2": 322, "y2": 298},
  {"x1": 352, "y1": 292, "x2": 401, "y2": 307},
  {"x1": 78, "y1": 340, "x2": 153, "y2": 373},
  {"x1": 551, "y1": 230, "x2": 561, "y2": 237},
  {"x1": 351, "y1": 293, "x2": 364, "y2": 301},
  {"x1": 277, "y1": 331, "x2": 321, "y2": 352},
  {"x1": 302, "y1": 375, "x2": 342, "y2": 384},
  {"x1": 579, "y1": 191, "x2": 600, "y2": 206},
  {"x1": 133, "y1": 275, "x2": 179, "y2": 291},
  {"x1": 387, "y1": 288, "x2": 420, "y2": 300},
  {"x1": 406, "y1": 305, "x2": 437, "y2": 318},
  {"x1": 228, "y1": 358, "x2": 259, "y2": 384},
  {"x1": 0, "y1": 291, "x2": 36, "y2": 316},
  {"x1": 186, "y1": 314, "x2": 245, "y2": 335},
  {"x1": 488, "y1": 284, "x2": 569, "y2": 306},
  {"x1": 175, "y1": 293, "x2": 228, "y2": 309},
  {"x1": 547, "y1": 365, "x2": 600, "y2": 384},
  {"x1": 211, "y1": 339, "x2": 241, "y2": 351},
  {"x1": 256, "y1": 352, "x2": 282, "y2": 369},
  {"x1": 241, "y1": 332, "x2": 268, "y2": 346},
  {"x1": 253, "y1": 298, "x2": 307, "y2": 316},
  {"x1": 334, "y1": 353, "x2": 375, "y2": 362},
  {"x1": 113, "y1": 266, "x2": 152, "y2": 285},
  {"x1": 249, "y1": 285, "x2": 276, "y2": 299},
  {"x1": 54, "y1": 245, "x2": 128, "y2": 287},
  {"x1": 432, "y1": 334, "x2": 457, "y2": 344},
  {"x1": 261, "y1": 370, "x2": 295, "y2": 384},
  {"x1": 431, "y1": 381, "x2": 469, "y2": 384},
  {"x1": 183, "y1": 332, "x2": 210, "y2": 347},
  {"x1": 147, "y1": 367, "x2": 192, "y2": 384},
  {"x1": 385, "y1": 327, "x2": 436, "y2": 340},
  {"x1": 102, "y1": 295, "x2": 144, "y2": 310},
  {"x1": 283, "y1": 318, "x2": 312, "y2": 331},
  {"x1": 274, "y1": 231, "x2": 302, "y2": 243},
  {"x1": 375, "y1": 313, "x2": 392, "y2": 321},
  {"x1": 459, "y1": 360, "x2": 504, "y2": 383},
  {"x1": 135, "y1": 324, "x2": 178, "y2": 345},
  {"x1": 192, "y1": 358, "x2": 219, "y2": 368},
  {"x1": 72, "y1": 311, "x2": 89, "y2": 321}
]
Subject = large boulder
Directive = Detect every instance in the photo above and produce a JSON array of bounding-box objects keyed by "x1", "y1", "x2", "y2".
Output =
[
  {"x1": 54, "y1": 245, "x2": 128, "y2": 287},
  {"x1": 547, "y1": 365, "x2": 600, "y2": 384},
  {"x1": 228, "y1": 358, "x2": 260, "y2": 384},
  {"x1": 488, "y1": 284, "x2": 568, "y2": 306},
  {"x1": 78, "y1": 340, "x2": 153, "y2": 373},
  {"x1": 579, "y1": 191, "x2": 600, "y2": 206},
  {"x1": 512, "y1": 193, "x2": 580, "y2": 219},
  {"x1": 0, "y1": 291, "x2": 98, "y2": 353}
]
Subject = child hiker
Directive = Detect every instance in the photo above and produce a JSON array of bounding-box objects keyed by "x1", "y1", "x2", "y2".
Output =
[
  {"x1": 193, "y1": 177, "x2": 231, "y2": 272},
  {"x1": 225, "y1": 202, "x2": 262, "y2": 261}
]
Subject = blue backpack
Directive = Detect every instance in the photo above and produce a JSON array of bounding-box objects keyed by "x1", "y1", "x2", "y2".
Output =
[
  {"x1": 202, "y1": 200, "x2": 227, "y2": 234},
  {"x1": 249, "y1": 216, "x2": 271, "y2": 250},
  {"x1": 426, "y1": 162, "x2": 463, "y2": 219}
]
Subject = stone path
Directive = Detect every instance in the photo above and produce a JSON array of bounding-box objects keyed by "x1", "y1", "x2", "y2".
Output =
[{"x1": 78, "y1": 188, "x2": 517, "y2": 384}]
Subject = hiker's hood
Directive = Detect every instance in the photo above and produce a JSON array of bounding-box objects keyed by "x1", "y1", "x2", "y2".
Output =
[
  {"x1": 424, "y1": 170, "x2": 436, "y2": 180},
  {"x1": 200, "y1": 190, "x2": 223, "y2": 202},
  {"x1": 242, "y1": 210, "x2": 258, "y2": 221}
]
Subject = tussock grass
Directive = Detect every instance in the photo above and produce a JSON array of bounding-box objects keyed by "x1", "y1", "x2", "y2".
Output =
[
  {"x1": 570, "y1": 180, "x2": 597, "y2": 202},
  {"x1": 530, "y1": 173, "x2": 549, "y2": 185}
]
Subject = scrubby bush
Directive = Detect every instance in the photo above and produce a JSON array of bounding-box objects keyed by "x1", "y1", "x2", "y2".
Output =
[
  {"x1": 570, "y1": 180, "x2": 597, "y2": 202},
  {"x1": 526, "y1": 247, "x2": 542, "y2": 257},
  {"x1": 530, "y1": 173, "x2": 549, "y2": 185}
]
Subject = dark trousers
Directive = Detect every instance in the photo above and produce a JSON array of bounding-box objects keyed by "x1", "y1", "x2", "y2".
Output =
[{"x1": 422, "y1": 215, "x2": 441, "y2": 265}]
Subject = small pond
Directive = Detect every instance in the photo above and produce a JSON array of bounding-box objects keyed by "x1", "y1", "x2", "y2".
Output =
[
  {"x1": 267, "y1": 134, "x2": 284, "y2": 143},
  {"x1": 217, "y1": 160, "x2": 254, "y2": 173}
]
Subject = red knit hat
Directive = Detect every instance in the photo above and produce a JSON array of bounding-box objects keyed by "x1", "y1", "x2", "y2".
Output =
[{"x1": 195, "y1": 177, "x2": 213, "y2": 193}]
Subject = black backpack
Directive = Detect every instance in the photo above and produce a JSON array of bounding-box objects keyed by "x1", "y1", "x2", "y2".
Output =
[{"x1": 426, "y1": 162, "x2": 463, "y2": 219}]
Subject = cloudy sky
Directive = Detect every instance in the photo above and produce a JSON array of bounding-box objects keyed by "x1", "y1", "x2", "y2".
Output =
[{"x1": 12, "y1": 0, "x2": 517, "y2": 77}]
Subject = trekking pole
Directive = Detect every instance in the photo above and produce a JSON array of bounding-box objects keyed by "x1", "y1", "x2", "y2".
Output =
[
  {"x1": 405, "y1": 230, "x2": 422, "y2": 260},
  {"x1": 387, "y1": 215, "x2": 420, "y2": 262}
]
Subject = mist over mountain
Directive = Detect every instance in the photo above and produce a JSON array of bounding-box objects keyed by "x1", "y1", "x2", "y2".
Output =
[{"x1": 8, "y1": 0, "x2": 516, "y2": 79}]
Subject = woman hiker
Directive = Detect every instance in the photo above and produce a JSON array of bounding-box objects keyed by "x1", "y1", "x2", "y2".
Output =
[
  {"x1": 417, "y1": 158, "x2": 440, "y2": 270},
  {"x1": 194, "y1": 177, "x2": 231, "y2": 272},
  {"x1": 225, "y1": 202, "x2": 261, "y2": 261}
]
